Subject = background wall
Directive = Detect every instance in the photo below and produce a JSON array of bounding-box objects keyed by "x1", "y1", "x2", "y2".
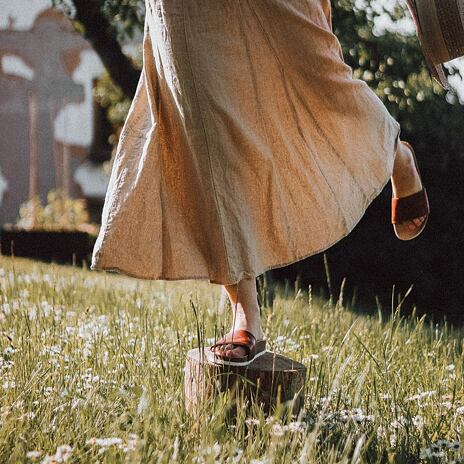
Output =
[{"x1": 0, "y1": 0, "x2": 108, "y2": 224}]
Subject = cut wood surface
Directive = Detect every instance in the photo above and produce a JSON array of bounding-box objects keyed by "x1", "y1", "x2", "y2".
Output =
[{"x1": 184, "y1": 347, "x2": 307, "y2": 418}]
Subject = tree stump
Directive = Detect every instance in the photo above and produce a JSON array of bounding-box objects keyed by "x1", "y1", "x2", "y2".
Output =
[{"x1": 184, "y1": 347, "x2": 307, "y2": 419}]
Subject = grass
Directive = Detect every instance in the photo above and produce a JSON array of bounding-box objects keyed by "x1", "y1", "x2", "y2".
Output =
[{"x1": 0, "y1": 254, "x2": 462, "y2": 463}]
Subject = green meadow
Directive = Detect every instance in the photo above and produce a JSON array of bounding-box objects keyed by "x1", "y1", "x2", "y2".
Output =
[{"x1": 0, "y1": 255, "x2": 462, "y2": 463}]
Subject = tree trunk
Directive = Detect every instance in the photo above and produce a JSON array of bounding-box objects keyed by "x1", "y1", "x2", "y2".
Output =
[
  {"x1": 184, "y1": 348, "x2": 307, "y2": 420},
  {"x1": 72, "y1": 0, "x2": 140, "y2": 99}
]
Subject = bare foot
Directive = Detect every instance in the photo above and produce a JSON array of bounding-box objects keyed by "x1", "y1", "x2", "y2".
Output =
[
  {"x1": 391, "y1": 140, "x2": 427, "y2": 239},
  {"x1": 212, "y1": 278, "x2": 265, "y2": 359}
]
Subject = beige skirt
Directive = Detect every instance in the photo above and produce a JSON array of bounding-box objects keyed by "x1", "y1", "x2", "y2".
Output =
[{"x1": 90, "y1": 0, "x2": 401, "y2": 285}]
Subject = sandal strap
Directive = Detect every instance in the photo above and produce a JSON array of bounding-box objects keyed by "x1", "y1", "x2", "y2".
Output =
[
  {"x1": 392, "y1": 188, "x2": 430, "y2": 224},
  {"x1": 209, "y1": 329, "x2": 256, "y2": 353}
]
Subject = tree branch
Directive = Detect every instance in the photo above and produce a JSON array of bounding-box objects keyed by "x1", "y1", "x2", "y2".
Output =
[{"x1": 72, "y1": 0, "x2": 140, "y2": 99}]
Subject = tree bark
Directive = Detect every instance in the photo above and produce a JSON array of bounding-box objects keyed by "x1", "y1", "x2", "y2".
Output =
[
  {"x1": 72, "y1": 0, "x2": 140, "y2": 99},
  {"x1": 184, "y1": 348, "x2": 307, "y2": 419}
]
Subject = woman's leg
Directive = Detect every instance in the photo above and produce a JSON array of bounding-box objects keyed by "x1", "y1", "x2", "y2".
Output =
[
  {"x1": 391, "y1": 140, "x2": 427, "y2": 236},
  {"x1": 211, "y1": 277, "x2": 265, "y2": 358},
  {"x1": 211, "y1": 141, "x2": 423, "y2": 358}
]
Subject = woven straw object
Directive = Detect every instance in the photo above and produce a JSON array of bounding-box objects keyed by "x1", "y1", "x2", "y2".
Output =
[{"x1": 405, "y1": 0, "x2": 464, "y2": 89}]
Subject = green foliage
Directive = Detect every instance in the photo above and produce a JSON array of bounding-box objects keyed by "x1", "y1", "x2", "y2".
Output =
[
  {"x1": 0, "y1": 256, "x2": 463, "y2": 462},
  {"x1": 332, "y1": 0, "x2": 464, "y2": 152},
  {"x1": 93, "y1": 69, "x2": 136, "y2": 128},
  {"x1": 334, "y1": 0, "x2": 454, "y2": 110},
  {"x1": 51, "y1": 0, "x2": 145, "y2": 42},
  {"x1": 56, "y1": 0, "x2": 464, "y2": 144},
  {"x1": 101, "y1": 0, "x2": 145, "y2": 40},
  {"x1": 14, "y1": 189, "x2": 97, "y2": 233}
]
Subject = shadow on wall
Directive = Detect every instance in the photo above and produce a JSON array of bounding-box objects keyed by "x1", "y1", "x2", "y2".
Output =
[{"x1": 0, "y1": 8, "x2": 100, "y2": 225}]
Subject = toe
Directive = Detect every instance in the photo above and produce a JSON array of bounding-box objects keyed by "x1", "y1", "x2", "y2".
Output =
[
  {"x1": 224, "y1": 345, "x2": 246, "y2": 358},
  {"x1": 407, "y1": 221, "x2": 417, "y2": 231},
  {"x1": 407, "y1": 216, "x2": 426, "y2": 230},
  {"x1": 395, "y1": 215, "x2": 427, "y2": 239}
]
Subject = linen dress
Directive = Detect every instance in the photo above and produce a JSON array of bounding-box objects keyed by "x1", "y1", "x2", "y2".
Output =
[{"x1": 90, "y1": 0, "x2": 401, "y2": 285}]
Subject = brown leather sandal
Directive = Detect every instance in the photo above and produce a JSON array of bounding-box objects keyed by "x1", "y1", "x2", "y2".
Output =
[
  {"x1": 209, "y1": 329, "x2": 267, "y2": 366},
  {"x1": 392, "y1": 141, "x2": 430, "y2": 241}
]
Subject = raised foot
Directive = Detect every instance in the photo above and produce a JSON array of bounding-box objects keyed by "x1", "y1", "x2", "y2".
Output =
[{"x1": 391, "y1": 140, "x2": 429, "y2": 240}]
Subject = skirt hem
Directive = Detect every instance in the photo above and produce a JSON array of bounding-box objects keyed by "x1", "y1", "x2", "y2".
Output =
[{"x1": 90, "y1": 120, "x2": 401, "y2": 287}]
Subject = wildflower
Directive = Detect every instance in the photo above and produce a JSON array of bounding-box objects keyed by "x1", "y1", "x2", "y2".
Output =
[
  {"x1": 86, "y1": 437, "x2": 123, "y2": 447},
  {"x1": 2, "y1": 303, "x2": 11, "y2": 315},
  {"x1": 448, "y1": 441, "x2": 461, "y2": 452},
  {"x1": 318, "y1": 396, "x2": 332, "y2": 406},
  {"x1": 71, "y1": 398, "x2": 84, "y2": 409},
  {"x1": 3, "y1": 346, "x2": 16, "y2": 356},
  {"x1": 2, "y1": 380, "x2": 15, "y2": 390},
  {"x1": 41, "y1": 445, "x2": 73, "y2": 463},
  {"x1": 122, "y1": 434, "x2": 139, "y2": 453},
  {"x1": 431, "y1": 450, "x2": 445, "y2": 458},
  {"x1": 419, "y1": 439, "x2": 462, "y2": 460},
  {"x1": 42, "y1": 345, "x2": 61, "y2": 356},
  {"x1": 65, "y1": 327, "x2": 76, "y2": 336},
  {"x1": 412, "y1": 415, "x2": 424, "y2": 430},
  {"x1": 446, "y1": 364, "x2": 456, "y2": 371},
  {"x1": 245, "y1": 418, "x2": 260, "y2": 426},
  {"x1": 286, "y1": 421, "x2": 307, "y2": 432},
  {"x1": 390, "y1": 415, "x2": 407, "y2": 429},
  {"x1": 40, "y1": 301, "x2": 53, "y2": 317},
  {"x1": 26, "y1": 450, "x2": 42, "y2": 459},
  {"x1": 270, "y1": 423, "x2": 286, "y2": 436},
  {"x1": 171, "y1": 436, "x2": 180, "y2": 461},
  {"x1": 19, "y1": 289, "x2": 29, "y2": 298},
  {"x1": 419, "y1": 447, "x2": 432, "y2": 459},
  {"x1": 192, "y1": 442, "x2": 221, "y2": 462},
  {"x1": 137, "y1": 387, "x2": 149, "y2": 415},
  {"x1": 231, "y1": 447, "x2": 243, "y2": 463},
  {"x1": 440, "y1": 401, "x2": 453, "y2": 409},
  {"x1": 348, "y1": 408, "x2": 374, "y2": 424},
  {"x1": 302, "y1": 354, "x2": 319, "y2": 363},
  {"x1": 82, "y1": 346, "x2": 92, "y2": 358},
  {"x1": 405, "y1": 390, "x2": 436, "y2": 402}
]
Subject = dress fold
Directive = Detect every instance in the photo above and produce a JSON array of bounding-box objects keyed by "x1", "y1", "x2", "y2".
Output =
[{"x1": 91, "y1": 0, "x2": 401, "y2": 285}]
